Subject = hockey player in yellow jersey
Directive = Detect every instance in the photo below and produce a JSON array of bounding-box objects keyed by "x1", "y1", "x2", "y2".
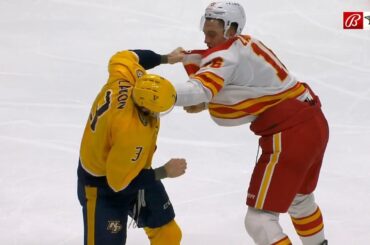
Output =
[{"x1": 77, "y1": 49, "x2": 186, "y2": 245}]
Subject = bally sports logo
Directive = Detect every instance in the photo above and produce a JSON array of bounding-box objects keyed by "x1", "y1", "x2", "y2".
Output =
[{"x1": 343, "y1": 12, "x2": 370, "y2": 29}]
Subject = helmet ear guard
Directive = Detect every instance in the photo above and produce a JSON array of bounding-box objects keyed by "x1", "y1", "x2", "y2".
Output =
[
  {"x1": 201, "y1": 1, "x2": 246, "y2": 38},
  {"x1": 132, "y1": 74, "x2": 177, "y2": 113}
]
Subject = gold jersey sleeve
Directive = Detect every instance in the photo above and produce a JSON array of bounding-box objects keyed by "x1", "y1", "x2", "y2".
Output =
[
  {"x1": 108, "y1": 50, "x2": 146, "y2": 85},
  {"x1": 79, "y1": 50, "x2": 159, "y2": 192}
]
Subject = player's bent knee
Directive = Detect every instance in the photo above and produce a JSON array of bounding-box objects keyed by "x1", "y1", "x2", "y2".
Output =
[
  {"x1": 161, "y1": 220, "x2": 182, "y2": 244},
  {"x1": 244, "y1": 207, "x2": 284, "y2": 244},
  {"x1": 245, "y1": 208, "x2": 262, "y2": 236},
  {"x1": 144, "y1": 220, "x2": 182, "y2": 245},
  {"x1": 245, "y1": 207, "x2": 277, "y2": 233}
]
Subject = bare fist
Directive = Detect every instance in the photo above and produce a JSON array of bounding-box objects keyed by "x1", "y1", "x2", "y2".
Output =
[
  {"x1": 184, "y1": 103, "x2": 207, "y2": 113},
  {"x1": 164, "y1": 158, "x2": 187, "y2": 178},
  {"x1": 167, "y1": 47, "x2": 185, "y2": 64}
]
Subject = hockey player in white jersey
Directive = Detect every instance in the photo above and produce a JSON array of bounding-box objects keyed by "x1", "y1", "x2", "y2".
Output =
[{"x1": 172, "y1": 2, "x2": 329, "y2": 245}]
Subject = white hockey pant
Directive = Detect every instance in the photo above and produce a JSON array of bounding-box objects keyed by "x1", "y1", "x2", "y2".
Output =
[{"x1": 244, "y1": 194, "x2": 326, "y2": 245}]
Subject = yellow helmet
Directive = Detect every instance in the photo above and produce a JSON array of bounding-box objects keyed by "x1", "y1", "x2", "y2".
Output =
[{"x1": 132, "y1": 74, "x2": 177, "y2": 113}]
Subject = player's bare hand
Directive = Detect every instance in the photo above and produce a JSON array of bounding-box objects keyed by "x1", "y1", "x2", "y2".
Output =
[
  {"x1": 164, "y1": 158, "x2": 187, "y2": 178},
  {"x1": 167, "y1": 47, "x2": 185, "y2": 64},
  {"x1": 184, "y1": 103, "x2": 207, "y2": 113}
]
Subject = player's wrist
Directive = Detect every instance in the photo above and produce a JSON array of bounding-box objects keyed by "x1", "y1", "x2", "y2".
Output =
[
  {"x1": 160, "y1": 55, "x2": 168, "y2": 64},
  {"x1": 154, "y1": 166, "x2": 168, "y2": 180}
]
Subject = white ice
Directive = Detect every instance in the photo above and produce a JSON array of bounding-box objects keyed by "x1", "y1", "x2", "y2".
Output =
[{"x1": 1, "y1": 0, "x2": 370, "y2": 244}]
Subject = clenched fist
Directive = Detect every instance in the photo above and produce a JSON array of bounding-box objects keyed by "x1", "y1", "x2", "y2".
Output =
[
  {"x1": 184, "y1": 102, "x2": 207, "y2": 113},
  {"x1": 167, "y1": 47, "x2": 185, "y2": 64},
  {"x1": 164, "y1": 158, "x2": 187, "y2": 178}
]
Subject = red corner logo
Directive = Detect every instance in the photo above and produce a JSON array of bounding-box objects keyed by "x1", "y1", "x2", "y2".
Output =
[{"x1": 343, "y1": 12, "x2": 363, "y2": 29}]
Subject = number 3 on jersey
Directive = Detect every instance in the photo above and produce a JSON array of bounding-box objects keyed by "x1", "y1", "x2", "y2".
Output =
[
  {"x1": 251, "y1": 41, "x2": 288, "y2": 81},
  {"x1": 131, "y1": 146, "x2": 143, "y2": 162}
]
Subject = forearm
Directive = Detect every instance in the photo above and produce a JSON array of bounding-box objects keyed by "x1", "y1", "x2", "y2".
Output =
[
  {"x1": 131, "y1": 49, "x2": 169, "y2": 70},
  {"x1": 154, "y1": 166, "x2": 168, "y2": 180},
  {"x1": 174, "y1": 80, "x2": 211, "y2": 106}
]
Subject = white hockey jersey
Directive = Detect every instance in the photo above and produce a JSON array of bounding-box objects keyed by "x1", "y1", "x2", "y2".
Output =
[{"x1": 176, "y1": 35, "x2": 311, "y2": 126}]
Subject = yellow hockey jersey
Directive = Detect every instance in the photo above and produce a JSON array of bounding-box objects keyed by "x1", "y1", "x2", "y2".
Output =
[{"x1": 79, "y1": 50, "x2": 159, "y2": 192}]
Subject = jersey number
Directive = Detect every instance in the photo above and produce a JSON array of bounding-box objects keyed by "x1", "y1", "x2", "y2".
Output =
[
  {"x1": 251, "y1": 41, "x2": 288, "y2": 81},
  {"x1": 131, "y1": 146, "x2": 143, "y2": 162},
  {"x1": 90, "y1": 90, "x2": 112, "y2": 131}
]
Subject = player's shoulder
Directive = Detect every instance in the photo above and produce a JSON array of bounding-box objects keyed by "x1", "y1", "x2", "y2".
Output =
[
  {"x1": 235, "y1": 35, "x2": 253, "y2": 45},
  {"x1": 109, "y1": 50, "x2": 139, "y2": 64},
  {"x1": 202, "y1": 35, "x2": 250, "y2": 59},
  {"x1": 108, "y1": 50, "x2": 140, "y2": 76},
  {"x1": 108, "y1": 50, "x2": 145, "y2": 85}
]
